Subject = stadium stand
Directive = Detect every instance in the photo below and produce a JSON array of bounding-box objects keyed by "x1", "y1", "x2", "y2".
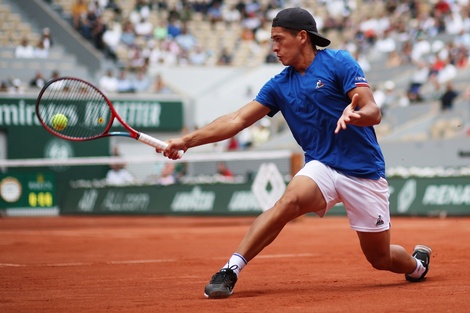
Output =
[{"x1": 0, "y1": 0, "x2": 469, "y2": 168}]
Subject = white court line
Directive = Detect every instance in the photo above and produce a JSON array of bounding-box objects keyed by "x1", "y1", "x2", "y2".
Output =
[
  {"x1": 257, "y1": 253, "x2": 316, "y2": 259},
  {"x1": 109, "y1": 259, "x2": 176, "y2": 265},
  {"x1": 0, "y1": 253, "x2": 315, "y2": 268},
  {"x1": 0, "y1": 263, "x2": 25, "y2": 267},
  {"x1": 0, "y1": 259, "x2": 176, "y2": 268}
]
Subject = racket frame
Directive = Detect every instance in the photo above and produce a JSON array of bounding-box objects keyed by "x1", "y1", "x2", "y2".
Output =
[{"x1": 36, "y1": 77, "x2": 180, "y2": 155}]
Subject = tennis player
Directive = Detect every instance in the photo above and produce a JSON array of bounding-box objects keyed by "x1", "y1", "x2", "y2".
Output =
[{"x1": 160, "y1": 7, "x2": 432, "y2": 299}]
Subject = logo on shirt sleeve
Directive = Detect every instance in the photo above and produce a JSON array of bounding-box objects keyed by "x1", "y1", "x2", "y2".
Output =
[{"x1": 355, "y1": 76, "x2": 369, "y2": 87}]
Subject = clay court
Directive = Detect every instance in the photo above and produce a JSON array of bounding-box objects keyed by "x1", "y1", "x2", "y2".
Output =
[{"x1": 1, "y1": 215, "x2": 469, "y2": 313}]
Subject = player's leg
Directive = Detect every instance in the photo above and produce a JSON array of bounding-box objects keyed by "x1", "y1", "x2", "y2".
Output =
[
  {"x1": 204, "y1": 173, "x2": 327, "y2": 299},
  {"x1": 338, "y1": 174, "x2": 431, "y2": 282},
  {"x1": 356, "y1": 230, "x2": 432, "y2": 281},
  {"x1": 356, "y1": 230, "x2": 416, "y2": 273},
  {"x1": 235, "y1": 175, "x2": 326, "y2": 262}
]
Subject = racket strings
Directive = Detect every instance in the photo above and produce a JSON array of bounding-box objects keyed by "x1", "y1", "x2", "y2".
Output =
[{"x1": 37, "y1": 78, "x2": 113, "y2": 140}]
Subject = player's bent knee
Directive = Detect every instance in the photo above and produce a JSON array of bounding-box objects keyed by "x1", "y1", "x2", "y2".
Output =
[{"x1": 368, "y1": 257, "x2": 392, "y2": 271}]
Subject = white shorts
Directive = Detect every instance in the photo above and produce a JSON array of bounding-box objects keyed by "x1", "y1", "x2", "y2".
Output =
[{"x1": 295, "y1": 160, "x2": 390, "y2": 232}]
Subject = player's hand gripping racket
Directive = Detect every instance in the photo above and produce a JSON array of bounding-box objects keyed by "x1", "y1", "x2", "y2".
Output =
[{"x1": 36, "y1": 77, "x2": 183, "y2": 158}]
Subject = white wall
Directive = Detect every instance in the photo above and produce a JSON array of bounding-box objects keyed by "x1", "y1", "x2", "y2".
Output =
[{"x1": 150, "y1": 64, "x2": 285, "y2": 128}]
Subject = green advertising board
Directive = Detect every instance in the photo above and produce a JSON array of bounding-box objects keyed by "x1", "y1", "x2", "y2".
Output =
[
  {"x1": 60, "y1": 176, "x2": 470, "y2": 217},
  {"x1": 0, "y1": 97, "x2": 183, "y2": 132},
  {"x1": 388, "y1": 176, "x2": 470, "y2": 216},
  {"x1": 61, "y1": 183, "x2": 263, "y2": 216},
  {"x1": 0, "y1": 172, "x2": 56, "y2": 214},
  {"x1": 0, "y1": 96, "x2": 184, "y2": 210}
]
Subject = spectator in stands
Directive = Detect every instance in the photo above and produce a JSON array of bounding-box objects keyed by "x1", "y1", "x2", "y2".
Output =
[
  {"x1": 189, "y1": 45, "x2": 208, "y2": 65},
  {"x1": 0, "y1": 81, "x2": 9, "y2": 93},
  {"x1": 454, "y1": 29, "x2": 470, "y2": 49},
  {"x1": 116, "y1": 70, "x2": 135, "y2": 93},
  {"x1": 158, "y1": 162, "x2": 176, "y2": 185},
  {"x1": 216, "y1": 161, "x2": 234, "y2": 179},
  {"x1": 91, "y1": 15, "x2": 107, "y2": 51},
  {"x1": 15, "y1": 38, "x2": 34, "y2": 58},
  {"x1": 127, "y1": 45, "x2": 147, "y2": 72},
  {"x1": 375, "y1": 29, "x2": 396, "y2": 56},
  {"x1": 158, "y1": 39, "x2": 179, "y2": 66},
  {"x1": 174, "y1": 161, "x2": 187, "y2": 183},
  {"x1": 120, "y1": 20, "x2": 137, "y2": 46},
  {"x1": 154, "y1": 73, "x2": 172, "y2": 94},
  {"x1": 451, "y1": 44, "x2": 469, "y2": 69},
  {"x1": 226, "y1": 136, "x2": 239, "y2": 151},
  {"x1": 167, "y1": 17, "x2": 182, "y2": 38},
  {"x1": 48, "y1": 71, "x2": 64, "y2": 90},
  {"x1": 166, "y1": 4, "x2": 181, "y2": 22},
  {"x1": 372, "y1": 85, "x2": 386, "y2": 115},
  {"x1": 179, "y1": 2, "x2": 193, "y2": 23},
  {"x1": 411, "y1": 33, "x2": 431, "y2": 63},
  {"x1": 153, "y1": 20, "x2": 168, "y2": 41},
  {"x1": 440, "y1": 81, "x2": 459, "y2": 111},
  {"x1": 381, "y1": 80, "x2": 398, "y2": 114},
  {"x1": 237, "y1": 127, "x2": 253, "y2": 149},
  {"x1": 251, "y1": 118, "x2": 271, "y2": 146},
  {"x1": 102, "y1": 21, "x2": 121, "y2": 62},
  {"x1": 72, "y1": 0, "x2": 88, "y2": 31},
  {"x1": 7, "y1": 78, "x2": 24, "y2": 95},
  {"x1": 132, "y1": 69, "x2": 150, "y2": 92},
  {"x1": 40, "y1": 27, "x2": 53, "y2": 50},
  {"x1": 80, "y1": 3, "x2": 100, "y2": 40},
  {"x1": 134, "y1": 17, "x2": 154, "y2": 39},
  {"x1": 217, "y1": 47, "x2": 233, "y2": 65},
  {"x1": 223, "y1": 4, "x2": 242, "y2": 29},
  {"x1": 352, "y1": 49, "x2": 371, "y2": 72},
  {"x1": 407, "y1": 60, "x2": 430, "y2": 103},
  {"x1": 241, "y1": 10, "x2": 262, "y2": 39},
  {"x1": 207, "y1": 1, "x2": 224, "y2": 27},
  {"x1": 106, "y1": 0, "x2": 122, "y2": 15},
  {"x1": 99, "y1": 69, "x2": 119, "y2": 94},
  {"x1": 175, "y1": 24, "x2": 197, "y2": 52},
  {"x1": 33, "y1": 40, "x2": 49, "y2": 59},
  {"x1": 386, "y1": 50, "x2": 402, "y2": 68},
  {"x1": 147, "y1": 40, "x2": 164, "y2": 65},
  {"x1": 434, "y1": 57, "x2": 457, "y2": 89},
  {"x1": 106, "y1": 148, "x2": 135, "y2": 186},
  {"x1": 29, "y1": 71, "x2": 47, "y2": 89},
  {"x1": 254, "y1": 23, "x2": 271, "y2": 46}
]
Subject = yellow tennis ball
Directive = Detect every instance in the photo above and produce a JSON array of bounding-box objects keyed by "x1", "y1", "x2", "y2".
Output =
[
  {"x1": 51, "y1": 113, "x2": 68, "y2": 131},
  {"x1": 98, "y1": 117, "x2": 104, "y2": 124}
]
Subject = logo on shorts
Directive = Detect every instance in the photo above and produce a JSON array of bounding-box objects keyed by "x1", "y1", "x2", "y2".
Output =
[{"x1": 376, "y1": 215, "x2": 384, "y2": 226}]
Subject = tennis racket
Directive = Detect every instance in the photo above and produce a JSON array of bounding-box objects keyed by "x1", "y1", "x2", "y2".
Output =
[{"x1": 35, "y1": 77, "x2": 183, "y2": 158}]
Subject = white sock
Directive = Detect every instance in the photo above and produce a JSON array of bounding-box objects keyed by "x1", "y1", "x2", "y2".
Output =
[
  {"x1": 407, "y1": 258, "x2": 426, "y2": 279},
  {"x1": 222, "y1": 253, "x2": 247, "y2": 277}
]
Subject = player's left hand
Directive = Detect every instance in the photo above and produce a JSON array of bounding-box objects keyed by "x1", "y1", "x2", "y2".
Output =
[{"x1": 335, "y1": 93, "x2": 361, "y2": 134}]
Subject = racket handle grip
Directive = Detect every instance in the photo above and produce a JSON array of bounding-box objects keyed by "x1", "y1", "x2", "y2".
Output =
[{"x1": 137, "y1": 133, "x2": 184, "y2": 158}]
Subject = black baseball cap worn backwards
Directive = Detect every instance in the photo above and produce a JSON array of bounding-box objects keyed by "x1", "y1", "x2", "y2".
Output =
[{"x1": 272, "y1": 7, "x2": 331, "y2": 47}]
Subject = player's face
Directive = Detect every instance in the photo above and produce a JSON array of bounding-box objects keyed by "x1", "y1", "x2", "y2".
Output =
[{"x1": 271, "y1": 27, "x2": 301, "y2": 66}]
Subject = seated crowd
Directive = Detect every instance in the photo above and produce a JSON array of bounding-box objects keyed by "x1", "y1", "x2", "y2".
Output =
[{"x1": 3, "y1": 0, "x2": 470, "y2": 106}]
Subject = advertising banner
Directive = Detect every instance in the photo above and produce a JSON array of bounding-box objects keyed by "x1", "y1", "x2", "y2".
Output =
[
  {"x1": 0, "y1": 172, "x2": 57, "y2": 214},
  {"x1": 60, "y1": 176, "x2": 470, "y2": 216}
]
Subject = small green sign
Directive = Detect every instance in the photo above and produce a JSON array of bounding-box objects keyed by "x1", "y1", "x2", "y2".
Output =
[{"x1": 0, "y1": 172, "x2": 55, "y2": 209}]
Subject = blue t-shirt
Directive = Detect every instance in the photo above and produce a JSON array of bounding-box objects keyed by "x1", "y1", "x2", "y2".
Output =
[{"x1": 255, "y1": 49, "x2": 385, "y2": 179}]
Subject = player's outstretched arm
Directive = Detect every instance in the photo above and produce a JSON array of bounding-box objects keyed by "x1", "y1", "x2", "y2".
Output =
[
  {"x1": 335, "y1": 87, "x2": 381, "y2": 134},
  {"x1": 161, "y1": 101, "x2": 271, "y2": 159}
]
